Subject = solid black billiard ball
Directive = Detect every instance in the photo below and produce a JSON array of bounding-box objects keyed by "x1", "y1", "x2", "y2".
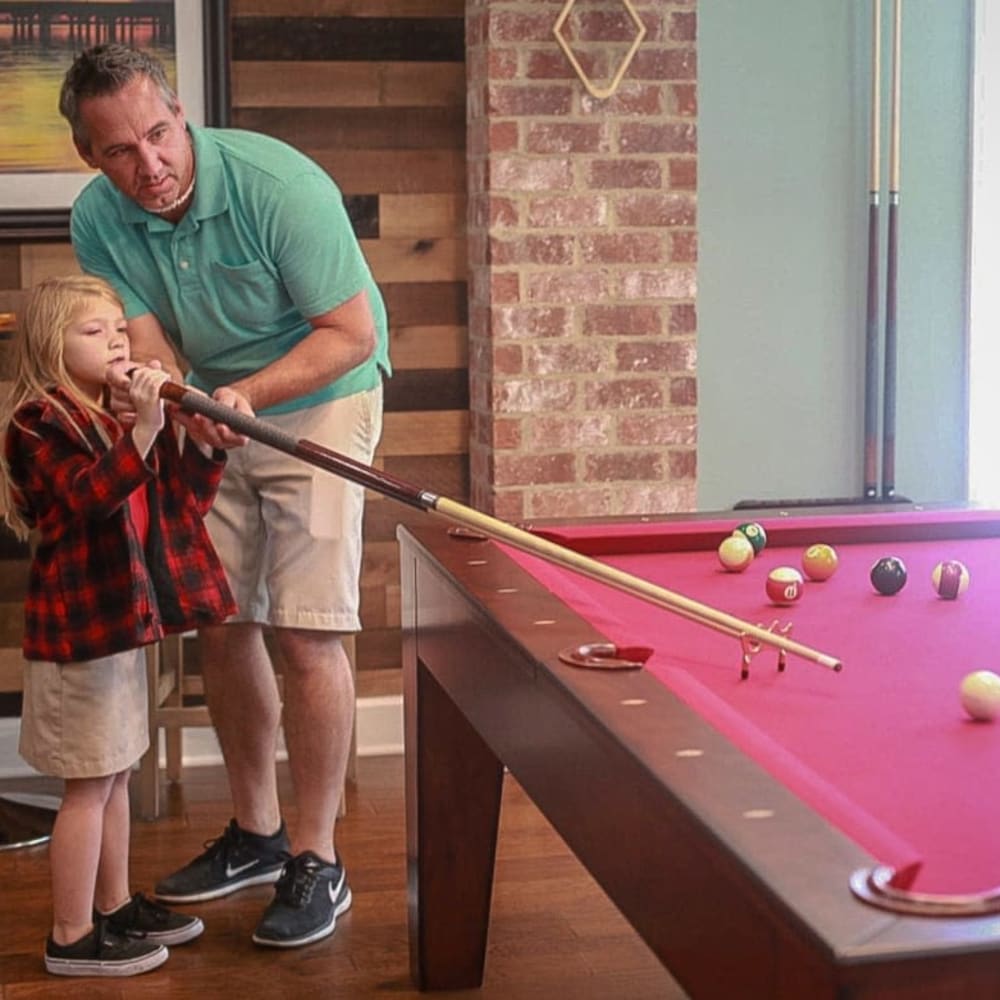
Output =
[{"x1": 870, "y1": 556, "x2": 907, "y2": 596}]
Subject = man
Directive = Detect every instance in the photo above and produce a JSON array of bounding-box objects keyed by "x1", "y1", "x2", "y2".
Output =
[{"x1": 59, "y1": 44, "x2": 390, "y2": 949}]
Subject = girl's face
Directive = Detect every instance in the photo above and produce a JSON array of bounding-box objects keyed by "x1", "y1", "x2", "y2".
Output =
[{"x1": 62, "y1": 297, "x2": 130, "y2": 402}]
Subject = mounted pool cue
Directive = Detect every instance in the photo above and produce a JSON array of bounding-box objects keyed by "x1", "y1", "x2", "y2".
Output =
[
  {"x1": 862, "y1": 0, "x2": 881, "y2": 500},
  {"x1": 158, "y1": 381, "x2": 843, "y2": 673},
  {"x1": 881, "y1": 0, "x2": 901, "y2": 500}
]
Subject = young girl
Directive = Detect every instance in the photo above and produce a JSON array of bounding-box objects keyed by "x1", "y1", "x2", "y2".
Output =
[{"x1": 0, "y1": 275, "x2": 237, "y2": 977}]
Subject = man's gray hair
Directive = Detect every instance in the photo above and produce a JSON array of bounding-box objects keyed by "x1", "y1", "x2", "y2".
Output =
[{"x1": 59, "y1": 43, "x2": 179, "y2": 150}]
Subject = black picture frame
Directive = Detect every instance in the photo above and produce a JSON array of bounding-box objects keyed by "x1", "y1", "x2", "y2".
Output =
[{"x1": 0, "y1": 0, "x2": 230, "y2": 243}]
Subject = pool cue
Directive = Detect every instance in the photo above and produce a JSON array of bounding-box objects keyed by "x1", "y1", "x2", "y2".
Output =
[
  {"x1": 881, "y1": 0, "x2": 901, "y2": 500},
  {"x1": 862, "y1": 0, "x2": 881, "y2": 500},
  {"x1": 158, "y1": 381, "x2": 843, "y2": 673}
]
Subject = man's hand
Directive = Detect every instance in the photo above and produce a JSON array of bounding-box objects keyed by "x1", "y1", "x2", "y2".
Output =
[{"x1": 171, "y1": 384, "x2": 251, "y2": 450}]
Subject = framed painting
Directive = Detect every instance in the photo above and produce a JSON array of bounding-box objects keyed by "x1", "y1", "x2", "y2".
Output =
[{"x1": 0, "y1": 0, "x2": 229, "y2": 242}]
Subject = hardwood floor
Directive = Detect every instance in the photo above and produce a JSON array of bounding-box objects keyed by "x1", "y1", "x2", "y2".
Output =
[{"x1": 0, "y1": 756, "x2": 688, "y2": 998}]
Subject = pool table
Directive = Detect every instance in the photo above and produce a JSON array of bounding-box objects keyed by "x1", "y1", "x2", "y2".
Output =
[{"x1": 399, "y1": 505, "x2": 1000, "y2": 999}]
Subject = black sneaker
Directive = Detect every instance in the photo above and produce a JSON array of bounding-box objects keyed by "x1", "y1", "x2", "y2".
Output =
[
  {"x1": 45, "y1": 917, "x2": 168, "y2": 977},
  {"x1": 154, "y1": 819, "x2": 290, "y2": 903},
  {"x1": 252, "y1": 851, "x2": 352, "y2": 948},
  {"x1": 99, "y1": 892, "x2": 204, "y2": 946}
]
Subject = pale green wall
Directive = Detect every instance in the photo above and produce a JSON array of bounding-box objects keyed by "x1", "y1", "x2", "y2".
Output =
[{"x1": 698, "y1": 1, "x2": 972, "y2": 509}]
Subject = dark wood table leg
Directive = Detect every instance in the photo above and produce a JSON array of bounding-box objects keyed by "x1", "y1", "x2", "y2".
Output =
[{"x1": 405, "y1": 657, "x2": 504, "y2": 990}]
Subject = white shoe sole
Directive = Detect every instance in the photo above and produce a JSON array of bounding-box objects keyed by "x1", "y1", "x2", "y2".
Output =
[{"x1": 45, "y1": 943, "x2": 169, "y2": 977}]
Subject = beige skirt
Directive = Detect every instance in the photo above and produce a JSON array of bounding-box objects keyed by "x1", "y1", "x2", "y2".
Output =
[{"x1": 19, "y1": 647, "x2": 149, "y2": 779}]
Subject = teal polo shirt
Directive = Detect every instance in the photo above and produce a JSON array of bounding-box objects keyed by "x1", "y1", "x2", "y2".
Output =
[{"x1": 71, "y1": 125, "x2": 390, "y2": 415}]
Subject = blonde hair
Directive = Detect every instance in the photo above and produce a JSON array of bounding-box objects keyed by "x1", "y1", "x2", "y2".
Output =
[{"x1": 0, "y1": 274, "x2": 124, "y2": 538}]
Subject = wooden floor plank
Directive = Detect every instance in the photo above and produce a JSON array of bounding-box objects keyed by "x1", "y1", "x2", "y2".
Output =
[{"x1": 0, "y1": 757, "x2": 687, "y2": 997}]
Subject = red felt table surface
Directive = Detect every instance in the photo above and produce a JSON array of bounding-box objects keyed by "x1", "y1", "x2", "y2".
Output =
[{"x1": 502, "y1": 509, "x2": 1000, "y2": 895}]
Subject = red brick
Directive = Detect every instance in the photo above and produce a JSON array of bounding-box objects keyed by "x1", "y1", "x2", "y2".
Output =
[
  {"x1": 669, "y1": 158, "x2": 697, "y2": 190},
  {"x1": 493, "y1": 343, "x2": 524, "y2": 376},
  {"x1": 581, "y1": 83, "x2": 663, "y2": 117},
  {"x1": 494, "y1": 452, "x2": 577, "y2": 486},
  {"x1": 529, "y1": 488, "x2": 615, "y2": 520},
  {"x1": 670, "y1": 11, "x2": 697, "y2": 42},
  {"x1": 620, "y1": 122, "x2": 696, "y2": 154},
  {"x1": 495, "y1": 378, "x2": 577, "y2": 414},
  {"x1": 670, "y1": 231, "x2": 698, "y2": 262},
  {"x1": 617, "y1": 482, "x2": 696, "y2": 516},
  {"x1": 615, "y1": 340, "x2": 696, "y2": 373},
  {"x1": 526, "y1": 48, "x2": 608, "y2": 82},
  {"x1": 489, "y1": 121, "x2": 520, "y2": 152},
  {"x1": 490, "y1": 271, "x2": 521, "y2": 304},
  {"x1": 531, "y1": 414, "x2": 613, "y2": 449},
  {"x1": 669, "y1": 303, "x2": 697, "y2": 334},
  {"x1": 630, "y1": 47, "x2": 696, "y2": 81},
  {"x1": 493, "y1": 417, "x2": 522, "y2": 450},
  {"x1": 585, "y1": 451, "x2": 663, "y2": 483},
  {"x1": 618, "y1": 412, "x2": 697, "y2": 446},
  {"x1": 588, "y1": 158, "x2": 662, "y2": 189},
  {"x1": 585, "y1": 378, "x2": 664, "y2": 410},
  {"x1": 490, "y1": 195, "x2": 519, "y2": 227},
  {"x1": 669, "y1": 376, "x2": 697, "y2": 406},
  {"x1": 526, "y1": 122, "x2": 610, "y2": 155},
  {"x1": 488, "y1": 84, "x2": 573, "y2": 117},
  {"x1": 672, "y1": 82, "x2": 697, "y2": 117},
  {"x1": 490, "y1": 157, "x2": 573, "y2": 192},
  {"x1": 528, "y1": 195, "x2": 608, "y2": 228},
  {"x1": 491, "y1": 489, "x2": 526, "y2": 522},
  {"x1": 487, "y1": 11, "x2": 555, "y2": 44},
  {"x1": 564, "y1": 8, "x2": 644, "y2": 43},
  {"x1": 622, "y1": 267, "x2": 697, "y2": 300},
  {"x1": 527, "y1": 270, "x2": 611, "y2": 304},
  {"x1": 580, "y1": 233, "x2": 663, "y2": 265},
  {"x1": 669, "y1": 449, "x2": 697, "y2": 479},
  {"x1": 489, "y1": 49, "x2": 519, "y2": 80},
  {"x1": 618, "y1": 192, "x2": 695, "y2": 227},
  {"x1": 491, "y1": 305, "x2": 573, "y2": 340},
  {"x1": 526, "y1": 342, "x2": 608, "y2": 375},
  {"x1": 585, "y1": 304, "x2": 664, "y2": 337}
]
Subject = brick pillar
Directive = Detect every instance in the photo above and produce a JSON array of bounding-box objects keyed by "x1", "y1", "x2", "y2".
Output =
[{"x1": 466, "y1": 0, "x2": 697, "y2": 521}]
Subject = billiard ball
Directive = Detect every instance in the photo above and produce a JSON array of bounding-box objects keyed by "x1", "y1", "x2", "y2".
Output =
[
  {"x1": 870, "y1": 556, "x2": 907, "y2": 596},
  {"x1": 959, "y1": 670, "x2": 1000, "y2": 721},
  {"x1": 766, "y1": 566, "x2": 804, "y2": 605},
  {"x1": 734, "y1": 522, "x2": 767, "y2": 554},
  {"x1": 932, "y1": 559, "x2": 970, "y2": 600},
  {"x1": 801, "y1": 543, "x2": 838, "y2": 582},
  {"x1": 718, "y1": 534, "x2": 755, "y2": 572}
]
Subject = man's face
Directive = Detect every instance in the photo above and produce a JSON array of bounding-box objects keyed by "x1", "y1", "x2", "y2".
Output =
[{"x1": 74, "y1": 75, "x2": 194, "y2": 216}]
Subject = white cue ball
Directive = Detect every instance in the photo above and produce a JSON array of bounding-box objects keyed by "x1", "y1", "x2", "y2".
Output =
[{"x1": 959, "y1": 670, "x2": 1000, "y2": 722}]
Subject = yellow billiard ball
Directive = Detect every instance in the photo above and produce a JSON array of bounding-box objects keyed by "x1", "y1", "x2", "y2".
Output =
[
  {"x1": 802, "y1": 543, "x2": 838, "y2": 582},
  {"x1": 960, "y1": 670, "x2": 1000, "y2": 721},
  {"x1": 718, "y1": 534, "x2": 754, "y2": 572}
]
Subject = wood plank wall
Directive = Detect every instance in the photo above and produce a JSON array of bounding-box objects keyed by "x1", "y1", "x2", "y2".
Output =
[
  {"x1": 231, "y1": 0, "x2": 469, "y2": 673},
  {"x1": 0, "y1": 0, "x2": 470, "y2": 681}
]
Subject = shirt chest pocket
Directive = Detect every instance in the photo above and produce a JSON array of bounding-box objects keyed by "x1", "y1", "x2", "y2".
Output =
[{"x1": 210, "y1": 258, "x2": 291, "y2": 329}]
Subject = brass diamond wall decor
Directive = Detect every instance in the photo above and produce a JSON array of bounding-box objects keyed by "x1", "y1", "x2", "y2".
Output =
[{"x1": 553, "y1": 0, "x2": 647, "y2": 101}]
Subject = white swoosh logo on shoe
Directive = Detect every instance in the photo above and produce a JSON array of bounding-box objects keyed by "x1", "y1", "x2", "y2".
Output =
[
  {"x1": 225, "y1": 859, "x2": 261, "y2": 878},
  {"x1": 329, "y1": 874, "x2": 344, "y2": 903}
]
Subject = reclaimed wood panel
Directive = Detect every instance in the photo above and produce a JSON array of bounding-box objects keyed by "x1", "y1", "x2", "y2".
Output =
[
  {"x1": 379, "y1": 194, "x2": 465, "y2": 239},
  {"x1": 235, "y1": 0, "x2": 465, "y2": 16},
  {"x1": 389, "y1": 324, "x2": 468, "y2": 370},
  {"x1": 232, "y1": 62, "x2": 465, "y2": 108}
]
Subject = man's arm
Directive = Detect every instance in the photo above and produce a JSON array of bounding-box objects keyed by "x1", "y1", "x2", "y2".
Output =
[{"x1": 222, "y1": 290, "x2": 377, "y2": 414}]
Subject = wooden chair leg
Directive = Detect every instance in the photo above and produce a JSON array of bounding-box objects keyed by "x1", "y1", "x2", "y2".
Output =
[
  {"x1": 338, "y1": 634, "x2": 358, "y2": 819},
  {"x1": 162, "y1": 634, "x2": 185, "y2": 784},
  {"x1": 137, "y1": 644, "x2": 161, "y2": 821}
]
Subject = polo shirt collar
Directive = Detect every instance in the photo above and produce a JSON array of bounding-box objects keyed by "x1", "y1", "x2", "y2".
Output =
[{"x1": 116, "y1": 123, "x2": 228, "y2": 231}]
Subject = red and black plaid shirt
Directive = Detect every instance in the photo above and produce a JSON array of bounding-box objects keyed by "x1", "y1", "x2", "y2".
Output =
[{"x1": 5, "y1": 388, "x2": 237, "y2": 663}]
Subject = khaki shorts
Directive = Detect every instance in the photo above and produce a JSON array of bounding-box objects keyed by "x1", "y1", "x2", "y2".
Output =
[
  {"x1": 207, "y1": 386, "x2": 383, "y2": 631},
  {"x1": 20, "y1": 648, "x2": 149, "y2": 779}
]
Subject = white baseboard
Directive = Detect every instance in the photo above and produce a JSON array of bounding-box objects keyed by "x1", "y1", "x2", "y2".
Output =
[{"x1": 0, "y1": 695, "x2": 404, "y2": 779}]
